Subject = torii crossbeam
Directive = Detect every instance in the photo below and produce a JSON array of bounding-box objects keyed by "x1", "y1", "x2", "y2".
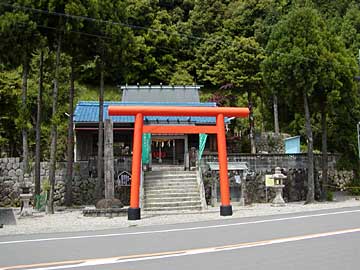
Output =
[{"x1": 108, "y1": 106, "x2": 250, "y2": 220}]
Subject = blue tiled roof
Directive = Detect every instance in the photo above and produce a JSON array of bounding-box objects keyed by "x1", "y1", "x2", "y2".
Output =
[{"x1": 74, "y1": 101, "x2": 218, "y2": 124}]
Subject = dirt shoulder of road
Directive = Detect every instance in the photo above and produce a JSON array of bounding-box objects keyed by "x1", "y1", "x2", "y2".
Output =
[{"x1": 1, "y1": 194, "x2": 359, "y2": 236}]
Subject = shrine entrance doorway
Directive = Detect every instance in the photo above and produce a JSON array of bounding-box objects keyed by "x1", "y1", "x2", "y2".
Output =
[{"x1": 151, "y1": 135, "x2": 186, "y2": 166}]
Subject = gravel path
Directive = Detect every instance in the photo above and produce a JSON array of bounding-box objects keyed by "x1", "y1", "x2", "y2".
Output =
[{"x1": 1, "y1": 195, "x2": 359, "y2": 236}]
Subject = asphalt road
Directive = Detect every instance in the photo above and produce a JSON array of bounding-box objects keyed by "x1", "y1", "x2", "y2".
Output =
[{"x1": 1, "y1": 206, "x2": 360, "y2": 270}]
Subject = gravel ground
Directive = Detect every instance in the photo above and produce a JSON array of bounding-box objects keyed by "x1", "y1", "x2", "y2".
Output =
[{"x1": 1, "y1": 194, "x2": 359, "y2": 236}]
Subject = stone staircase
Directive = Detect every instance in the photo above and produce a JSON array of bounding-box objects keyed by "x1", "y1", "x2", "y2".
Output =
[{"x1": 143, "y1": 169, "x2": 204, "y2": 212}]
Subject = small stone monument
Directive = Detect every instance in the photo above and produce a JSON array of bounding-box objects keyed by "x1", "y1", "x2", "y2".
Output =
[
  {"x1": 20, "y1": 194, "x2": 33, "y2": 216},
  {"x1": 270, "y1": 167, "x2": 287, "y2": 207},
  {"x1": 19, "y1": 184, "x2": 33, "y2": 216}
]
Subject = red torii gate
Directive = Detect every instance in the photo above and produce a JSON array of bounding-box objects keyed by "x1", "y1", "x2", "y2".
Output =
[{"x1": 108, "y1": 106, "x2": 250, "y2": 220}]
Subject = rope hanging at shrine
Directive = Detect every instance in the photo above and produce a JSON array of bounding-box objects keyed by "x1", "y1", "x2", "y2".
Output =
[{"x1": 151, "y1": 139, "x2": 174, "y2": 147}]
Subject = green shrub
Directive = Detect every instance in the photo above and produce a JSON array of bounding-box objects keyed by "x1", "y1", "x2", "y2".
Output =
[
  {"x1": 349, "y1": 187, "x2": 360, "y2": 196},
  {"x1": 326, "y1": 191, "x2": 334, "y2": 201},
  {"x1": 41, "y1": 178, "x2": 50, "y2": 192},
  {"x1": 347, "y1": 178, "x2": 360, "y2": 196}
]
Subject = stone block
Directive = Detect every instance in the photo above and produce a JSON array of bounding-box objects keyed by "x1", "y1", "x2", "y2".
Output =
[
  {"x1": 9, "y1": 190, "x2": 19, "y2": 200},
  {"x1": 6, "y1": 163, "x2": 12, "y2": 170},
  {"x1": 12, "y1": 162, "x2": 18, "y2": 170},
  {"x1": 58, "y1": 169, "x2": 65, "y2": 176},
  {"x1": 41, "y1": 162, "x2": 49, "y2": 170},
  {"x1": 57, "y1": 180, "x2": 65, "y2": 185},
  {"x1": 3, "y1": 197, "x2": 11, "y2": 206},
  {"x1": 55, "y1": 176, "x2": 63, "y2": 183},
  {"x1": 8, "y1": 170, "x2": 15, "y2": 178},
  {"x1": 15, "y1": 169, "x2": 22, "y2": 176},
  {"x1": 13, "y1": 182, "x2": 20, "y2": 192},
  {"x1": 24, "y1": 181, "x2": 33, "y2": 187},
  {"x1": 4, "y1": 180, "x2": 14, "y2": 186},
  {"x1": 0, "y1": 208, "x2": 16, "y2": 225}
]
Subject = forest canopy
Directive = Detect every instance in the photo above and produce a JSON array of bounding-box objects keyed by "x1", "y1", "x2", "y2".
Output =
[{"x1": 1, "y1": 0, "x2": 360, "y2": 171}]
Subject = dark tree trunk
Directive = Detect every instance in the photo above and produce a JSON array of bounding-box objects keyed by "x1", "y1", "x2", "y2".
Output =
[
  {"x1": 65, "y1": 64, "x2": 75, "y2": 206},
  {"x1": 321, "y1": 104, "x2": 328, "y2": 201},
  {"x1": 304, "y1": 91, "x2": 315, "y2": 204},
  {"x1": 48, "y1": 31, "x2": 62, "y2": 214},
  {"x1": 248, "y1": 90, "x2": 256, "y2": 154},
  {"x1": 95, "y1": 64, "x2": 104, "y2": 201},
  {"x1": 273, "y1": 93, "x2": 279, "y2": 135},
  {"x1": 21, "y1": 59, "x2": 29, "y2": 175},
  {"x1": 34, "y1": 51, "x2": 44, "y2": 198}
]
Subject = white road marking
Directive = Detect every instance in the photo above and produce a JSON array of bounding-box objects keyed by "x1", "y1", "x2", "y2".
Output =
[
  {"x1": 2, "y1": 227, "x2": 360, "y2": 270},
  {"x1": 1, "y1": 208, "x2": 360, "y2": 245}
]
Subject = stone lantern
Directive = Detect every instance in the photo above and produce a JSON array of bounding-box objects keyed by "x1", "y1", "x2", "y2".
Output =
[
  {"x1": 270, "y1": 167, "x2": 287, "y2": 207},
  {"x1": 19, "y1": 179, "x2": 33, "y2": 216}
]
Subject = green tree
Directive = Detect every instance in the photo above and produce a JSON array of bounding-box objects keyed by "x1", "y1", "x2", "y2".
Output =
[
  {"x1": 0, "y1": 6, "x2": 40, "y2": 174},
  {"x1": 62, "y1": 0, "x2": 94, "y2": 206},
  {"x1": 44, "y1": 0, "x2": 67, "y2": 214},
  {"x1": 0, "y1": 69, "x2": 21, "y2": 156},
  {"x1": 34, "y1": 49, "x2": 44, "y2": 200},
  {"x1": 340, "y1": 2, "x2": 360, "y2": 57},
  {"x1": 86, "y1": 0, "x2": 136, "y2": 200},
  {"x1": 263, "y1": 6, "x2": 329, "y2": 203},
  {"x1": 200, "y1": 35, "x2": 264, "y2": 153}
]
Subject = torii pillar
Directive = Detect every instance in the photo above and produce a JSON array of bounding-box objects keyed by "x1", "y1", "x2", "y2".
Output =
[{"x1": 108, "y1": 106, "x2": 250, "y2": 220}]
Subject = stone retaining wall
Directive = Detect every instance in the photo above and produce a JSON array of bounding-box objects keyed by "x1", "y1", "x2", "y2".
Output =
[
  {"x1": 202, "y1": 153, "x2": 339, "y2": 172},
  {"x1": 0, "y1": 159, "x2": 95, "y2": 207},
  {"x1": 203, "y1": 168, "x2": 353, "y2": 204},
  {"x1": 0, "y1": 156, "x2": 354, "y2": 207},
  {"x1": 0, "y1": 158, "x2": 131, "y2": 207}
]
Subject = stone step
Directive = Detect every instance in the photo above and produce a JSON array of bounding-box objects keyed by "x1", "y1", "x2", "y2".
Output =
[
  {"x1": 143, "y1": 205, "x2": 203, "y2": 211},
  {"x1": 145, "y1": 190, "x2": 199, "y2": 196},
  {"x1": 144, "y1": 192, "x2": 200, "y2": 201},
  {"x1": 150, "y1": 166, "x2": 185, "y2": 171},
  {"x1": 144, "y1": 182, "x2": 196, "y2": 187},
  {"x1": 146, "y1": 177, "x2": 196, "y2": 180},
  {"x1": 145, "y1": 187, "x2": 198, "y2": 192},
  {"x1": 144, "y1": 182, "x2": 198, "y2": 188},
  {"x1": 144, "y1": 192, "x2": 200, "y2": 200},
  {"x1": 144, "y1": 180, "x2": 197, "y2": 185},
  {"x1": 144, "y1": 200, "x2": 202, "y2": 208},
  {"x1": 145, "y1": 197, "x2": 200, "y2": 204},
  {"x1": 145, "y1": 171, "x2": 197, "y2": 176},
  {"x1": 145, "y1": 192, "x2": 200, "y2": 198},
  {"x1": 145, "y1": 181, "x2": 198, "y2": 187},
  {"x1": 144, "y1": 184, "x2": 198, "y2": 193},
  {"x1": 143, "y1": 168, "x2": 202, "y2": 212},
  {"x1": 145, "y1": 176, "x2": 197, "y2": 181}
]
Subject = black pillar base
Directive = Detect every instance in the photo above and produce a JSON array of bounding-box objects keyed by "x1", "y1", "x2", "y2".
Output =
[
  {"x1": 128, "y1": 207, "x2": 141, "y2": 220},
  {"x1": 220, "y1": 205, "x2": 233, "y2": 216}
]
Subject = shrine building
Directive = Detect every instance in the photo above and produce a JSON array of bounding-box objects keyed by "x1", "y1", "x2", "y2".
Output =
[{"x1": 73, "y1": 85, "x2": 220, "y2": 169}]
